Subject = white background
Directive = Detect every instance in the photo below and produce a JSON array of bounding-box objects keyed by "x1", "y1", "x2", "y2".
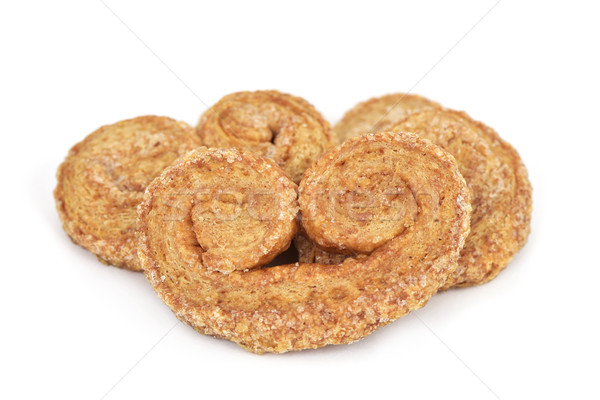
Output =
[{"x1": 1, "y1": 1, "x2": 598, "y2": 399}]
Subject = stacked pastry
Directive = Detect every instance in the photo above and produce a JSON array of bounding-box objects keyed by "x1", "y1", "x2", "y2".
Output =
[{"x1": 55, "y1": 91, "x2": 532, "y2": 353}]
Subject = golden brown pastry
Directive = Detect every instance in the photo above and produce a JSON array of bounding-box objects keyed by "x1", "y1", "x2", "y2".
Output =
[
  {"x1": 54, "y1": 116, "x2": 201, "y2": 271},
  {"x1": 137, "y1": 133, "x2": 471, "y2": 353},
  {"x1": 392, "y1": 110, "x2": 532, "y2": 287},
  {"x1": 184, "y1": 150, "x2": 298, "y2": 274},
  {"x1": 294, "y1": 230, "x2": 348, "y2": 265},
  {"x1": 333, "y1": 93, "x2": 441, "y2": 143},
  {"x1": 303, "y1": 108, "x2": 532, "y2": 288},
  {"x1": 298, "y1": 92, "x2": 436, "y2": 264},
  {"x1": 196, "y1": 90, "x2": 336, "y2": 183}
]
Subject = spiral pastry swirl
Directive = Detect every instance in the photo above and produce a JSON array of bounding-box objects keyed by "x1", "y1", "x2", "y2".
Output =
[
  {"x1": 389, "y1": 109, "x2": 532, "y2": 287},
  {"x1": 54, "y1": 116, "x2": 201, "y2": 271},
  {"x1": 196, "y1": 90, "x2": 336, "y2": 183},
  {"x1": 138, "y1": 132, "x2": 471, "y2": 353},
  {"x1": 313, "y1": 95, "x2": 532, "y2": 288}
]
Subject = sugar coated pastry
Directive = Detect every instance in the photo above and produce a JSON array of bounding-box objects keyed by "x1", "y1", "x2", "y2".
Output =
[
  {"x1": 392, "y1": 109, "x2": 532, "y2": 287},
  {"x1": 196, "y1": 90, "x2": 337, "y2": 183},
  {"x1": 54, "y1": 116, "x2": 201, "y2": 271},
  {"x1": 301, "y1": 107, "x2": 532, "y2": 288},
  {"x1": 137, "y1": 134, "x2": 471, "y2": 353},
  {"x1": 333, "y1": 93, "x2": 441, "y2": 143}
]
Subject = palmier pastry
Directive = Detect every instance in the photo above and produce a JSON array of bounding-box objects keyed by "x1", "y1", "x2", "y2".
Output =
[
  {"x1": 195, "y1": 90, "x2": 336, "y2": 183},
  {"x1": 391, "y1": 110, "x2": 531, "y2": 287},
  {"x1": 333, "y1": 93, "x2": 441, "y2": 143},
  {"x1": 137, "y1": 133, "x2": 471, "y2": 353},
  {"x1": 304, "y1": 108, "x2": 532, "y2": 287},
  {"x1": 54, "y1": 116, "x2": 201, "y2": 271}
]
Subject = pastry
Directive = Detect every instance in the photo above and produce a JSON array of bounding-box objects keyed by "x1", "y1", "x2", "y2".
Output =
[
  {"x1": 137, "y1": 133, "x2": 471, "y2": 353},
  {"x1": 54, "y1": 116, "x2": 201, "y2": 271},
  {"x1": 294, "y1": 230, "x2": 348, "y2": 265},
  {"x1": 196, "y1": 90, "x2": 336, "y2": 183},
  {"x1": 180, "y1": 149, "x2": 298, "y2": 274},
  {"x1": 333, "y1": 93, "x2": 441, "y2": 143},
  {"x1": 304, "y1": 108, "x2": 532, "y2": 288},
  {"x1": 298, "y1": 92, "x2": 436, "y2": 264},
  {"x1": 391, "y1": 109, "x2": 532, "y2": 287}
]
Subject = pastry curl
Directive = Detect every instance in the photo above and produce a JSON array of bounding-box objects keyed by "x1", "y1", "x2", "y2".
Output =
[
  {"x1": 392, "y1": 109, "x2": 532, "y2": 287},
  {"x1": 196, "y1": 90, "x2": 336, "y2": 183},
  {"x1": 137, "y1": 133, "x2": 471, "y2": 353},
  {"x1": 334, "y1": 93, "x2": 440, "y2": 143},
  {"x1": 54, "y1": 116, "x2": 201, "y2": 271},
  {"x1": 304, "y1": 108, "x2": 532, "y2": 288}
]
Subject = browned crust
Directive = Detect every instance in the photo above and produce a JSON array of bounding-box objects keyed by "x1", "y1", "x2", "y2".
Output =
[
  {"x1": 313, "y1": 100, "x2": 532, "y2": 288},
  {"x1": 54, "y1": 115, "x2": 201, "y2": 271},
  {"x1": 196, "y1": 90, "x2": 337, "y2": 183},
  {"x1": 391, "y1": 109, "x2": 532, "y2": 287},
  {"x1": 294, "y1": 230, "x2": 349, "y2": 265},
  {"x1": 137, "y1": 134, "x2": 471, "y2": 353},
  {"x1": 443, "y1": 114, "x2": 532, "y2": 287},
  {"x1": 333, "y1": 93, "x2": 441, "y2": 142}
]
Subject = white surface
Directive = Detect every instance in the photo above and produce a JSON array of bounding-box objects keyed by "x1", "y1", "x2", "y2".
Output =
[{"x1": 1, "y1": 1, "x2": 598, "y2": 399}]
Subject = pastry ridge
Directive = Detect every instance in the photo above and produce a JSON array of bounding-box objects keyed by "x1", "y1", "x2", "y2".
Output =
[{"x1": 390, "y1": 109, "x2": 532, "y2": 287}]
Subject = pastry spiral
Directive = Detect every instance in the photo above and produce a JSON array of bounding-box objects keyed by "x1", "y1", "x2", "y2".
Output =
[
  {"x1": 137, "y1": 133, "x2": 471, "y2": 353},
  {"x1": 303, "y1": 107, "x2": 532, "y2": 288},
  {"x1": 392, "y1": 110, "x2": 532, "y2": 287},
  {"x1": 334, "y1": 93, "x2": 440, "y2": 143},
  {"x1": 195, "y1": 90, "x2": 336, "y2": 183},
  {"x1": 54, "y1": 116, "x2": 201, "y2": 271}
]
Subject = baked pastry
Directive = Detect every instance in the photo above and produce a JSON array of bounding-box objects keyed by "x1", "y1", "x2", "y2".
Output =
[
  {"x1": 302, "y1": 108, "x2": 532, "y2": 288},
  {"x1": 333, "y1": 93, "x2": 441, "y2": 143},
  {"x1": 137, "y1": 133, "x2": 471, "y2": 353},
  {"x1": 195, "y1": 90, "x2": 336, "y2": 183},
  {"x1": 392, "y1": 110, "x2": 532, "y2": 287},
  {"x1": 54, "y1": 116, "x2": 201, "y2": 271},
  {"x1": 294, "y1": 230, "x2": 348, "y2": 265},
  {"x1": 183, "y1": 149, "x2": 298, "y2": 274},
  {"x1": 299, "y1": 92, "x2": 437, "y2": 264}
]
